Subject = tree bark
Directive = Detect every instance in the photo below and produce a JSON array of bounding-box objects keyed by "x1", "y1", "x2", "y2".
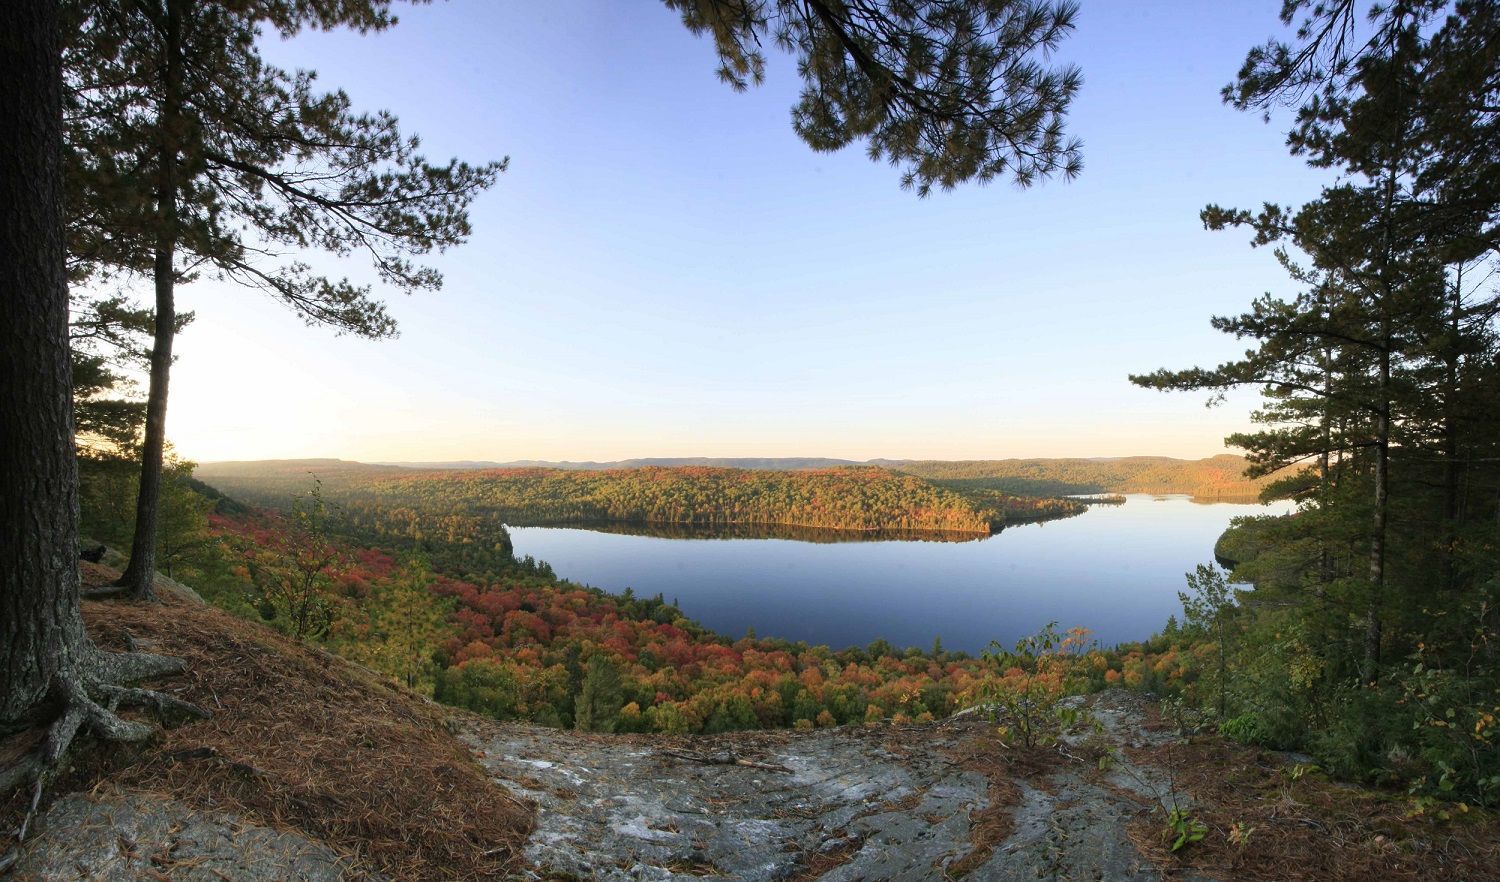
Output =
[
  {"x1": 117, "y1": 0, "x2": 184, "y2": 601},
  {"x1": 0, "y1": 0, "x2": 89, "y2": 727},
  {"x1": 1436, "y1": 265, "x2": 1463, "y2": 594},
  {"x1": 0, "y1": 3, "x2": 207, "y2": 789},
  {"x1": 1361, "y1": 163, "x2": 1403, "y2": 687},
  {"x1": 1363, "y1": 333, "x2": 1390, "y2": 686}
]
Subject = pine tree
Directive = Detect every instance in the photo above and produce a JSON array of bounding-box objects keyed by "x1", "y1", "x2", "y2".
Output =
[
  {"x1": 63, "y1": 0, "x2": 505, "y2": 600},
  {"x1": 574, "y1": 656, "x2": 625, "y2": 734},
  {"x1": 1137, "y1": 0, "x2": 1500, "y2": 780},
  {"x1": 68, "y1": 292, "x2": 153, "y2": 455},
  {"x1": 665, "y1": 0, "x2": 1084, "y2": 194},
  {"x1": 1135, "y1": 0, "x2": 1499, "y2": 682},
  {"x1": 1, "y1": 0, "x2": 205, "y2": 795},
  {"x1": 346, "y1": 561, "x2": 451, "y2": 692}
]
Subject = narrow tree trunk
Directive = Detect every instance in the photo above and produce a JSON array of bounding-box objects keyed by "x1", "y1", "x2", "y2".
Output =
[
  {"x1": 1316, "y1": 342, "x2": 1334, "y2": 586},
  {"x1": 1361, "y1": 163, "x2": 1403, "y2": 688},
  {"x1": 116, "y1": 245, "x2": 175, "y2": 600},
  {"x1": 1332, "y1": 421, "x2": 1346, "y2": 487},
  {"x1": 117, "y1": 0, "x2": 183, "y2": 601},
  {"x1": 1364, "y1": 346, "x2": 1390, "y2": 685},
  {"x1": 1436, "y1": 266, "x2": 1463, "y2": 593},
  {"x1": 0, "y1": 0, "x2": 88, "y2": 726},
  {"x1": 1319, "y1": 345, "x2": 1333, "y2": 483}
]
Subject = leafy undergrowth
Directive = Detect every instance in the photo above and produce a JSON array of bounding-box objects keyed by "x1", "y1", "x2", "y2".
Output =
[
  {"x1": 1, "y1": 563, "x2": 534, "y2": 882},
  {"x1": 1125, "y1": 732, "x2": 1500, "y2": 881}
]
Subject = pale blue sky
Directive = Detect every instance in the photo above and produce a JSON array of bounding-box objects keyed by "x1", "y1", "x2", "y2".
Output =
[{"x1": 164, "y1": 0, "x2": 1329, "y2": 463}]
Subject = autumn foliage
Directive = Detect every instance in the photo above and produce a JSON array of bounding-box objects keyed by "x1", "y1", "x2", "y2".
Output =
[
  {"x1": 197, "y1": 463, "x2": 1086, "y2": 547},
  {"x1": 192, "y1": 507, "x2": 1141, "y2": 735}
]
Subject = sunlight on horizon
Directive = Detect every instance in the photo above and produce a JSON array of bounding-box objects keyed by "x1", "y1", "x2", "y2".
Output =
[{"x1": 135, "y1": 0, "x2": 1319, "y2": 466}]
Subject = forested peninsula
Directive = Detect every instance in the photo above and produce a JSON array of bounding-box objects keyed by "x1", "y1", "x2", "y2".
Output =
[{"x1": 194, "y1": 461, "x2": 1089, "y2": 544}]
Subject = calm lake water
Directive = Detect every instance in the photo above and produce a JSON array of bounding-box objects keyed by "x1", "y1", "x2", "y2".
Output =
[{"x1": 507, "y1": 495, "x2": 1292, "y2": 654}]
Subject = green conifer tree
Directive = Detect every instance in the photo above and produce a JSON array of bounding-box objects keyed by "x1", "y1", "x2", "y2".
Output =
[
  {"x1": 1135, "y1": 0, "x2": 1500, "y2": 784},
  {"x1": 664, "y1": 0, "x2": 1083, "y2": 193},
  {"x1": 2, "y1": 0, "x2": 206, "y2": 793},
  {"x1": 62, "y1": 0, "x2": 505, "y2": 600},
  {"x1": 574, "y1": 656, "x2": 625, "y2": 734}
]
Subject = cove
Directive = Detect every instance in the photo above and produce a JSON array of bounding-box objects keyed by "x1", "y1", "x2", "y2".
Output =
[{"x1": 507, "y1": 495, "x2": 1292, "y2": 655}]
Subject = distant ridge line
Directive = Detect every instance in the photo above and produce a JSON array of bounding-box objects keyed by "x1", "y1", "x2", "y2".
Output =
[
  {"x1": 196, "y1": 454, "x2": 1242, "y2": 473},
  {"x1": 193, "y1": 454, "x2": 1273, "y2": 500},
  {"x1": 368, "y1": 457, "x2": 881, "y2": 471}
]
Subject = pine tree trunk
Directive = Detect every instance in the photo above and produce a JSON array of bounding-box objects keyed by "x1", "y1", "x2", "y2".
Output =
[
  {"x1": 1364, "y1": 346, "x2": 1390, "y2": 684},
  {"x1": 1319, "y1": 345, "x2": 1333, "y2": 484},
  {"x1": 0, "y1": 0, "x2": 89, "y2": 726},
  {"x1": 116, "y1": 244, "x2": 175, "y2": 601},
  {"x1": 117, "y1": 0, "x2": 184, "y2": 602},
  {"x1": 1362, "y1": 166, "x2": 1402, "y2": 687},
  {"x1": 1437, "y1": 268, "x2": 1462, "y2": 593}
]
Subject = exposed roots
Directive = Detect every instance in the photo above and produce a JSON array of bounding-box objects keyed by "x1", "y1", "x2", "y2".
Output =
[
  {"x1": 1, "y1": 649, "x2": 208, "y2": 858},
  {"x1": 43, "y1": 649, "x2": 208, "y2": 764},
  {"x1": 80, "y1": 584, "x2": 132, "y2": 600},
  {"x1": 96, "y1": 647, "x2": 189, "y2": 683},
  {"x1": 95, "y1": 682, "x2": 209, "y2": 724},
  {"x1": 84, "y1": 581, "x2": 161, "y2": 604}
]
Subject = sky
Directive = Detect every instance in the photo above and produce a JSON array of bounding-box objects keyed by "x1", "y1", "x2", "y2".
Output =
[{"x1": 158, "y1": 0, "x2": 1334, "y2": 464}]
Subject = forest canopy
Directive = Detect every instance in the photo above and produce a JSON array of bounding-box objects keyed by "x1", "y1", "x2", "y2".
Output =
[{"x1": 193, "y1": 462, "x2": 1090, "y2": 554}]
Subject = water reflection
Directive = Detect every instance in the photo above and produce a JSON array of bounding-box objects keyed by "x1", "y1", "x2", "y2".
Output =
[
  {"x1": 508, "y1": 495, "x2": 1292, "y2": 654},
  {"x1": 538, "y1": 520, "x2": 987, "y2": 544}
]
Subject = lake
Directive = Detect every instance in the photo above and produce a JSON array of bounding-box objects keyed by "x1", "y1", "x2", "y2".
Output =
[{"x1": 507, "y1": 495, "x2": 1291, "y2": 654}]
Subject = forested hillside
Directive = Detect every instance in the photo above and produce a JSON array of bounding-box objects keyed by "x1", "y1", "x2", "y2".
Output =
[
  {"x1": 894, "y1": 454, "x2": 1275, "y2": 499},
  {"x1": 166, "y1": 501, "x2": 1166, "y2": 736},
  {"x1": 76, "y1": 453, "x2": 1500, "y2": 813},
  {"x1": 377, "y1": 456, "x2": 872, "y2": 470}
]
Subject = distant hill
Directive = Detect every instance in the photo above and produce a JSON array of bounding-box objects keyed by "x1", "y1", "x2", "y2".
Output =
[
  {"x1": 198, "y1": 454, "x2": 1276, "y2": 499},
  {"x1": 369, "y1": 457, "x2": 870, "y2": 471},
  {"x1": 196, "y1": 457, "x2": 411, "y2": 475},
  {"x1": 892, "y1": 455, "x2": 1275, "y2": 499}
]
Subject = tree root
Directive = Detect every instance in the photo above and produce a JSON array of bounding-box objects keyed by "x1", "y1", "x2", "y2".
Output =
[
  {"x1": 83, "y1": 581, "x2": 163, "y2": 604},
  {"x1": 38, "y1": 650, "x2": 210, "y2": 765},
  {"x1": 80, "y1": 584, "x2": 133, "y2": 600},
  {"x1": 1, "y1": 648, "x2": 209, "y2": 856},
  {"x1": 96, "y1": 647, "x2": 189, "y2": 684}
]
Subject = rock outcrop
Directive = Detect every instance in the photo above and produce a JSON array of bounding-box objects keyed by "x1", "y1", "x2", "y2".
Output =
[{"x1": 461, "y1": 690, "x2": 1204, "y2": 881}]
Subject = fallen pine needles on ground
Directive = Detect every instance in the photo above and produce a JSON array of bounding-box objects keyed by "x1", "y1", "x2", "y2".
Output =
[
  {"x1": 3, "y1": 563, "x2": 533, "y2": 882},
  {"x1": 1125, "y1": 736, "x2": 1500, "y2": 881}
]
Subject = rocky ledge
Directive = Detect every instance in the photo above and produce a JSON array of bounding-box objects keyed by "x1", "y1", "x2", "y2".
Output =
[
  {"x1": 19, "y1": 686, "x2": 1491, "y2": 881},
  {"x1": 461, "y1": 690, "x2": 1209, "y2": 882}
]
